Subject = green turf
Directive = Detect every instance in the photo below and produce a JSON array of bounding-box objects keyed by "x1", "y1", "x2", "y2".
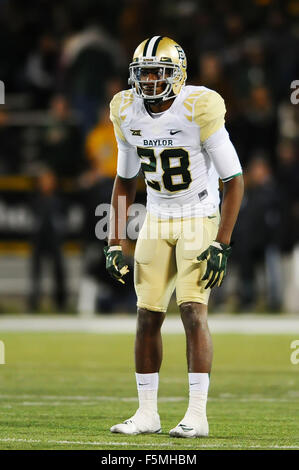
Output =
[{"x1": 0, "y1": 332, "x2": 298, "y2": 450}]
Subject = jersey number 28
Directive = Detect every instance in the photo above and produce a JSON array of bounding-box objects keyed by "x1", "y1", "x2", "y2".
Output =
[{"x1": 137, "y1": 147, "x2": 192, "y2": 192}]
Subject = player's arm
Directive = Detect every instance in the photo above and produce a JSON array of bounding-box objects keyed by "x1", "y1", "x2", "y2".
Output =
[
  {"x1": 202, "y1": 124, "x2": 244, "y2": 247},
  {"x1": 104, "y1": 92, "x2": 141, "y2": 284},
  {"x1": 108, "y1": 174, "x2": 138, "y2": 247},
  {"x1": 215, "y1": 174, "x2": 244, "y2": 246},
  {"x1": 104, "y1": 173, "x2": 138, "y2": 284},
  {"x1": 196, "y1": 91, "x2": 244, "y2": 288}
]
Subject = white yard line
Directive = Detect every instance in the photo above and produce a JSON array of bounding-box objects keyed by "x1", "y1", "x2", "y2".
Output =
[
  {"x1": 0, "y1": 314, "x2": 298, "y2": 334},
  {"x1": 0, "y1": 437, "x2": 298, "y2": 449},
  {"x1": 0, "y1": 394, "x2": 298, "y2": 404}
]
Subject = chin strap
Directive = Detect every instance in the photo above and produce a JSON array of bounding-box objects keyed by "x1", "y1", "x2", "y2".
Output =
[
  {"x1": 144, "y1": 97, "x2": 164, "y2": 105},
  {"x1": 144, "y1": 91, "x2": 177, "y2": 106}
]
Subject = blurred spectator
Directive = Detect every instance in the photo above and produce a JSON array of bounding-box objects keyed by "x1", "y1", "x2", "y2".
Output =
[
  {"x1": 0, "y1": 110, "x2": 22, "y2": 174},
  {"x1": 278, "y1": 100, "x2": 299, "y2": 140},
  {"x1": 232, "y1": 39, "x2": 273, "y2": 101},
  {"x1": 219, "y1": 13, "x2": 245, "y2": 69},
  {"x1": 239, "y1": 86, "x2": 278, "y2": 168},
  {"x1": 24, "y1": 34, "x2": 59, "y2": 108},
  {"x1": 40, "y1": 94, "x2": 84, "y2": 177},
  {"x1": 29, "y1": 169, "x2": 67, "y2": 312},
  {"x1": 277, "y1": 139, "x2": 299, "y2": 253},
  {"x1": 262, "y1": 9, "x2": 299, "y2": 101},
  {"x1": 197, "y1": 53, "x2": 238, "y2": 118},
  {"x1": 193, "y1": 11, "x2": 223, "y2": 56},
  {"x1": 233, "y1": 156, "x2": 282, "y2": 312},
  {"x1": 118, "y1": 0, "x2": 155, "y2": 59},
  {"x1": 85, "y1": 107, "x2": 118, "y2": 180},
  {"x1": 59, "y1": 24, "x2": 122, "y2": 134}
]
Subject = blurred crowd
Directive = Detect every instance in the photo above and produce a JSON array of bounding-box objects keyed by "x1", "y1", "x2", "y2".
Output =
[{"x1": 0, "y1": 0, "x2": 298, "y2": 313}]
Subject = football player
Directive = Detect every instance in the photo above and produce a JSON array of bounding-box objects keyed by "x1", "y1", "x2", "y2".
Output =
[{"x1": 104, "y1": 36, "x2": 244, "y2": 437}]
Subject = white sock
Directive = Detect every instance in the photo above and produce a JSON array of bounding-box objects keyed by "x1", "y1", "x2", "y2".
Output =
[
  {"x1": 182, "y1": 373, "x2": 210, "y2": 423},
  {"x1": 135, "y1": 373, "x2": 159, "y2": 413},
  {"x1": 188, "y1": 372, "x2": 210, "y2": 393}
]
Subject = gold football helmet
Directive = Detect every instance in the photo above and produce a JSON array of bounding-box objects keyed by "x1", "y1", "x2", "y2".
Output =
[{"x1": 128, "y1": 36, "x2": 187, "y2": 103}]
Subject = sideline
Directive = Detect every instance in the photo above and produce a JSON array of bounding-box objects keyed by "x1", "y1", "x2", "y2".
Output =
[
  {"x1": 0, "y1": 314, "x2": 298, "y2": 334},
  {"x1": 0, "y1": 437, "x2": 298, "y2": 450}
]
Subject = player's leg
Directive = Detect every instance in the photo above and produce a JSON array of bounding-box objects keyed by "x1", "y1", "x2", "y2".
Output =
[
  {"x1": 134, "y1": 307, "x2": 165, "y2": 430},
  {"x1": 111, "y1": 307, "x2": 165, "y2": 435},
  {"x1": 110, "y1": 213, "x2": 176, "y2": 435},
  {"x1": 169, "y1": 301, "x2": 211, "y2": 437},
  {"x1": 169, "y1": 214, "x2": 219, "y2": 438},
  {"x1": 180, "y1": 302, "x2": 212, "y2": 373},
  {"x1": 135, "y1": 307, "x2": 165, "y2": 373}
]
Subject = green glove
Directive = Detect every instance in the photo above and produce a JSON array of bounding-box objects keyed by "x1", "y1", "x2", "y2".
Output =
[
  {"x1": 103, "y1": 245, "x2": 129, "y2": 284},
  {"x1": 197, "y1": 241, "x2": 232, "y2": 289}
]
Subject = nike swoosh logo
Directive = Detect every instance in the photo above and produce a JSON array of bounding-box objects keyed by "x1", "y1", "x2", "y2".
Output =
[
  {"x1": 190, "y1": 383, "x2": 201, "y2": 386},
  {"x1": 208, "y1": 215, "x2": 216, "y2": 219},
  {"x1": 179, "y1": 424, "x2": 194, "y2": 431},
  {"x1": 138, "y1": 383, "x2": 150, "y2": 386},
  {"x1": 170, "y1": 130, "x2": 182, "y2": 135}
]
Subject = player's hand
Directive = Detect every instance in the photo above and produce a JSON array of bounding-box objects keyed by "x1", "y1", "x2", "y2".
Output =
[
  {"x1": 103, "y1": 245, "x2": 130, "y2": 284},
  {"x1": 197, "y1": 241, "x2": 232, "y2": 289}
]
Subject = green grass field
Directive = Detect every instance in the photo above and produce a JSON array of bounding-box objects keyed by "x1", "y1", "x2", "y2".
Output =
[{"x1": 0, "y1": 332, "x2": 298, "y2": 450}]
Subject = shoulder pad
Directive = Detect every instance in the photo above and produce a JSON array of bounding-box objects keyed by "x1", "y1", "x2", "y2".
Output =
[
  {"x1": 110, "y1": 90, "x2": 134, "y2": 141},
  {"x1": 110, "y1": 91, "x2": 123, "y2": 120},
  {"x1": 194, "y1": 90, "x2": 226, "y2": 127},
  {"x1": 110, "y1": 90, "x2": 134, "y2": 119},
  {"x1": 181, "y1": 87, "x2": 208, "y2": 123}
]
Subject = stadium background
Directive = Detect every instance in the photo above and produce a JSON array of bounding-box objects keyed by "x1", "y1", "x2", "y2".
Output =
[
  {"x1": 0, "y1": 0, "x2": 298, "y2": 315},
  {"x1": 0, "y1": 0, "x2": 299, "y2": 452}
]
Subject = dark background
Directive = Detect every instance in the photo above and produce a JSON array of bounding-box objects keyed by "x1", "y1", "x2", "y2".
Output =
[{"x1": 0, "y1": 0, "x2": 298, "y2": 314}]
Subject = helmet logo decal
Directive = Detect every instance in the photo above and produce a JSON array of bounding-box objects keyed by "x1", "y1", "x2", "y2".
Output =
[{"x1": 175, "y1": 45, "x2": 187, "y2": 69}]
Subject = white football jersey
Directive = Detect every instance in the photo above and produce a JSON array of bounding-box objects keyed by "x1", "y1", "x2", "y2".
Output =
[{"x1": 110, "y1": 85, "x2": 242, "y2": 218}]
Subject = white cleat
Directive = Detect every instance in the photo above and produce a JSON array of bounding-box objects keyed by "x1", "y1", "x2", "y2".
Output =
[
  {"x1": 169, "y1": 417, "x2": 209, "y2": 438},
  {"x1": 110, "y1": 409, "x2": 161, "y2": 435}
]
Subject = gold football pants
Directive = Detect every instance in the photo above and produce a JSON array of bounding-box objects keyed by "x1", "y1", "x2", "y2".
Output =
[{"x1": 134, "y1": 211, "x2": 220, "y2": 312}]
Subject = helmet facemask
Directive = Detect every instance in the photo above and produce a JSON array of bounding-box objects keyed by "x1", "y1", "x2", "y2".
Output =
[{"x1": 128, "y1": 60, "x2": 183, "y2": 103}]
